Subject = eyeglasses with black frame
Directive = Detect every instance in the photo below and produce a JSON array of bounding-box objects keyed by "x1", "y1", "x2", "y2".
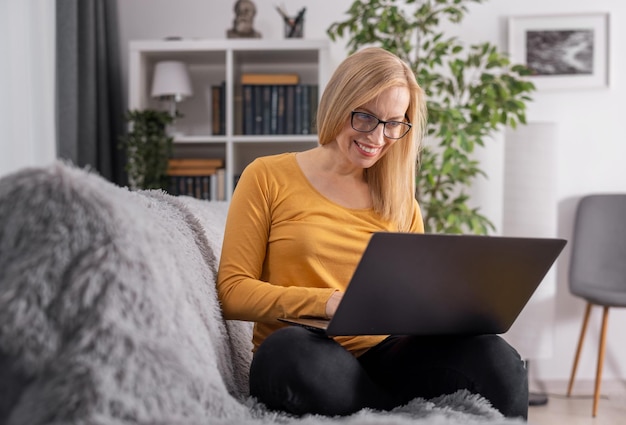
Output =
[{"x1": 350, "y1": 111, "x2": 412, "y2": 140}]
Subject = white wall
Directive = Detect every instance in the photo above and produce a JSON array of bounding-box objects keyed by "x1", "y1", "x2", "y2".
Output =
[{"x1": 111, "y1": 0, "x2": 626, "y2": 384}]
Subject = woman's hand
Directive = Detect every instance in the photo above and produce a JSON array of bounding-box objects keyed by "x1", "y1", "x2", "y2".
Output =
[{"x1": 325, "y1": 291, "x2": 343, "y2": 318}]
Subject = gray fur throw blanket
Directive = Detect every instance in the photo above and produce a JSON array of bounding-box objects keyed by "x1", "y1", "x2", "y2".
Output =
[{"x1": 0, "y1": 162, "x2": 525, "y2": 425}]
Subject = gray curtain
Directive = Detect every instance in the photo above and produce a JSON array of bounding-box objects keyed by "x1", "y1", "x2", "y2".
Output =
[{"x1": 56, "y1": 0, "x2": 126, "y2": 185}]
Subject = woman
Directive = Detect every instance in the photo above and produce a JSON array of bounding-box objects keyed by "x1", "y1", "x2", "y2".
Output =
[{"x1": 217, "y1": 47, "x2": 528, "y2": 419}]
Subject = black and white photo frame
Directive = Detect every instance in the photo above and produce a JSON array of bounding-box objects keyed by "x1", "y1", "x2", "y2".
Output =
[{"x1": 508, "y1": 13, "x2": 609, "y2": 90}]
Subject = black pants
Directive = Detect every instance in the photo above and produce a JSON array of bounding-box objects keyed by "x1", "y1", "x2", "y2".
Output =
[{"x1": 249, "y1": 326, "x2": 528, "y2": 420}]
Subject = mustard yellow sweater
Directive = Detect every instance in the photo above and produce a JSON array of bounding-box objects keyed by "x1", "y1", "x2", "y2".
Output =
[{"x1": 217, "y1": 153, "x2": 424, "y2": 355}]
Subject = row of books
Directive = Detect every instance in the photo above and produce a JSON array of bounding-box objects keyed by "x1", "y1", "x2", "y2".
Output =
[
  {"x1": 166, "y1": 158, "x2": 226, "y2": 201},
  {"x1": 168, "y1": 173, "x2": 226, "y2": 201},
  {"x1": 211, "y1": 73, "x2": 319, "y2": 136},
  {"x1": 241, "y1": 83, "x2": 318, "y2": 136}
]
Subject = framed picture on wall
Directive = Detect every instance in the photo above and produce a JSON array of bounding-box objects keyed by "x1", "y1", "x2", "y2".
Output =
[{"x1": 508, "y1": 13, "x2": 609, "y2": 90}]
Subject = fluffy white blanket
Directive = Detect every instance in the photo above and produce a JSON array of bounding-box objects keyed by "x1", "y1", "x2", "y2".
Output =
[{"x1": 0, "y1": 162, "x2": 525, "y2": 425}]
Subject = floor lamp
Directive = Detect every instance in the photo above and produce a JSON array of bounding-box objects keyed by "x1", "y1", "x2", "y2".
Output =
[{"x1": 502, "y1": 122, "x2": 558, "y2": 406}]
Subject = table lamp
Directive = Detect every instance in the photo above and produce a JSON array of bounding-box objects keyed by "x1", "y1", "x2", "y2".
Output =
[{"x1": 151, "y1": 60, "x2": 193, "y2": 123}]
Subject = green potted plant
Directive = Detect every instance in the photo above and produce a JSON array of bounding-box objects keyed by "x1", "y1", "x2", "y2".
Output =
[
  {"x1": 119, "y1": 109, "x2": 174, "y2": 190},
  {"x1": 327, "y1": 0, "x2": 536, "y2": 234}
]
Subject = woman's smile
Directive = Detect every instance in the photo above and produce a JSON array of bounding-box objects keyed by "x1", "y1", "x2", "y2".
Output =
[{"x1": 354, "y1": 140, "x2": 383, "y2": 156}]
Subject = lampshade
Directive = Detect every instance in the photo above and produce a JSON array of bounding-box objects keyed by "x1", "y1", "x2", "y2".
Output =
[{"x1": 151, "y1": 61, "x2": 193, "y2": 101}]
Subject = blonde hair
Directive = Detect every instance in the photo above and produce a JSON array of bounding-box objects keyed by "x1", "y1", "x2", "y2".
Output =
[{"x1": 316, "y1": 47, "x2": 427, "y2": 231}]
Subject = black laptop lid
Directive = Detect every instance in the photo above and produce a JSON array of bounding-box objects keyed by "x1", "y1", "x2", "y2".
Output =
[{"x1": 325, "y1": 232, "x2": 566, "y2": 336}]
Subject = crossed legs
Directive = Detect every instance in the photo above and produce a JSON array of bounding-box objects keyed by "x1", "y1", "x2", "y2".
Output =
[{"x1": 249, "y1": 326, "x2": 528, "y2": 420}]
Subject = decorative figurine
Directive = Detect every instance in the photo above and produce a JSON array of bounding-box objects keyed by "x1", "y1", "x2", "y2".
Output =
[{"x1": 226, "y1": 0, "x2": 261, "y2": 39}]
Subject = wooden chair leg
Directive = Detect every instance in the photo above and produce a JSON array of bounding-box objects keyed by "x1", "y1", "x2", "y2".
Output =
[
  {"x1": 567, "y1": 303, "x2": 592, "y2": 396},
  {"x1": 592, "y1": 306, "x2": 610, "y2": 417}
]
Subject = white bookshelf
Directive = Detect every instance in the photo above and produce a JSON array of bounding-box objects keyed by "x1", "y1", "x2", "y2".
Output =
[{"x1": 128, "y1": 38, "x2": 330, "y2": 198}]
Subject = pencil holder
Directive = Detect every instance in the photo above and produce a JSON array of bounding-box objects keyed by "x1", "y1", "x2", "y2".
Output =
[{"x1": 284, "y1": 16, "x2": 304, "y2": 38}]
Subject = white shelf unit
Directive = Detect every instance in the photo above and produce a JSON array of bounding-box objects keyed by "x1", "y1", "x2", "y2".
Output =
[{"x1": 128, "y1": 39, "x2": 330, "y2": 198}]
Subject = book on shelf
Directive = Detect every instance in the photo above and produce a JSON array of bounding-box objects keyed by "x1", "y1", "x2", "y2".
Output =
[
  {"x1": 211, "y1": 82, "x2": 226, "y2": 136},
  {"x1": 240, "y1": 73, "x2": 299, "y2": 85},
  {"x1": 213, "y1": 168, "x2": 226, "y2": 201},
  {"x1": 310, "y1": 85, "x2": 319, "y2": 133},
  {"x1": 167, "y1": 168, "x2": 218, "y2": 177},
  {"x1": 234, "y1": 84, "x2": 243, "y2": 135},
  {"x1": 270, "y1": 85, "x2": 279, "y2": 134},
  {"x1": 301, "y1": 84, "x2": 310, "y2": 135},
  {"x1": 242, "y1": 84, "x2": 254, "y2": 135},
  {"x1": 276, "y1": 85, "x2": 286, "y2": 135},
  {"x1": 294, "y1": 84, "x2": 303, "y2": 135},
  {"x1": 168, "y1": 158, "x2": 223, "y2": 170},
  {"x1": 285, "y1": 85, "x2": 295, "y2": 134},
  {"x1": 261, "y1": 85, "x2": 271, "y2": 135}
]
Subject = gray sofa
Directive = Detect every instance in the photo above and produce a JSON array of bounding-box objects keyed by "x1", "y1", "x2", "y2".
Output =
[{"x1": 0, "y1": 162, "x2": 526, "y2": 425}]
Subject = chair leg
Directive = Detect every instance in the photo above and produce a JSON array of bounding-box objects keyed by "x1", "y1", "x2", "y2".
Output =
[
  {"x1": 567, "y1": 302, "x2": 592, "y2": 397},
  {"x1": 592, "y1": 306, "x2": 610, "y2": 417}
]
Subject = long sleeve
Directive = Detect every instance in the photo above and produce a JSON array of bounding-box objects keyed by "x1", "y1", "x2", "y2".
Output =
[{"x1": 217, "y1": 156, "x2": 335, "y2": 323}]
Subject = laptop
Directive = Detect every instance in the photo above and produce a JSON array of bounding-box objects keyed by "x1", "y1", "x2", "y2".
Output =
[{"x1": 278, "y1": 232, "x2": 566, "y2": 336}]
